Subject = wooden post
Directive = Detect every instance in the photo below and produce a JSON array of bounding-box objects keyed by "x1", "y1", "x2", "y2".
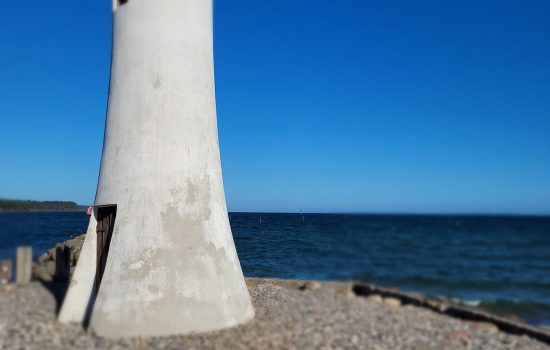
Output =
[
  {"x1": 16, "y1": 246, "x2": 32, "y2": 284},
  {"x1": 1, "y1": 260, "x2": 11, "y2": 284}
]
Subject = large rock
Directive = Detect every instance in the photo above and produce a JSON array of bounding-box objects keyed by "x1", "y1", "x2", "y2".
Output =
[
  {"x1": 383, "y1": 297, "x2": 402, "y2": 308},
  {"x1": 32, "y1": 234, "x2": 86, "y2": 282},
  {"x1": 33, "y1": 264, "x2": 53, "y2": 282}
]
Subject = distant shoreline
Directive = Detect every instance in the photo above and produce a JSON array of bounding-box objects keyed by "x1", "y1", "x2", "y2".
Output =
[
  {"x1": 0, "y1": 199, "x2": 87, "y2": 213},
  {"x1": 0, "y1": 209, "x2": 87, "y2": 213}
]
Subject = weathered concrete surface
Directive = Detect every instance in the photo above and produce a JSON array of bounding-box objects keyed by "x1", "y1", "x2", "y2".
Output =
[
  {"x1": 59, "y1": 0, "x2": 253, "y2": 338},
  {"x1": 57, "y1": 217, "x2": 97, "y2": 323}
]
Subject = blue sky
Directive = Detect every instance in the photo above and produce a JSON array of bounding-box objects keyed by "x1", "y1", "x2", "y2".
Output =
[{"x1": 1, "y1": 0, "x2": 549, "y2": 214}]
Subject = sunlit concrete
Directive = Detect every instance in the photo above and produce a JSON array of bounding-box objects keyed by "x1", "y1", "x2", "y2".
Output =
[{"x1": 59, "y1": 0, "x2": 254, "y2": 338}]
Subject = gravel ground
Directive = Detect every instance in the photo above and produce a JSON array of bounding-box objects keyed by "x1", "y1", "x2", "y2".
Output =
[{"x1": 0, "y1": 282, "x2": 548, "y2": 350}]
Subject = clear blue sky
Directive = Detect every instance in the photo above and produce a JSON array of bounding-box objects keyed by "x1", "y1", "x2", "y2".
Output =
[{"x1": 1, "y1": 0, "x2": 549, "y2": 214}]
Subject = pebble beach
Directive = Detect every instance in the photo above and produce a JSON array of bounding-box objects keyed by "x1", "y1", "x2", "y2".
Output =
[{"x1": 1, "y1": 279, "x2": 549, "y2": 350}]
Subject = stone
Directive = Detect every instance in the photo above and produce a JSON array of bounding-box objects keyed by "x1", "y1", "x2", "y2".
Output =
[
  {"x1": 64, "y1": 239, "x2": 79, "y2": 249},
  {"x1": 70, "y1": 247, "x2": 82, "y2": 265},
  {"x1": 450, "y1": 330, "x2": 470, "y2": 346},
  {"x1": 48, "y1": 248, "x2": 57, "y2": 261},
  {"x1": 45, "y1": 261, "x2": 56, "y2": 277},
  {"x1": 322, "y1": 281, "x2": 354, "y2": 297},
  {"x1": 36, "y1": 254, "x2": 49, "y2": 264},
  {"x1": 303, "y1": 281, "x2": 321, "y2": 291},
  {"x1": 383, "y1": 297, "x2": 401, "y2": 307},
  {"x1": 502, "y1": 314, "x2": 524, "y2": 323},
  {"x1": 467, "y1": 321, "x2": 499, "y2": 333},
  {"x1": 401, "y1": 305, "x2": 417, "y2": 312},
  {"x1": 366, "y1": 295, "x2": 383, "y2": 303},
  {"x1": 33, "y1": 266, "x2": 53, "y2": 282}
]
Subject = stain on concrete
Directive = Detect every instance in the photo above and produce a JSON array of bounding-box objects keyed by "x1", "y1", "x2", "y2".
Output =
[{"x1": 153, "y1": 76, "x2": 162, "y2": 89}]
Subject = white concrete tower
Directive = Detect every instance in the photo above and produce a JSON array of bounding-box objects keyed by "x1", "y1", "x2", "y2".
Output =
[{"x1": 58, "y1": 0, "x2": 254, "y2": 338}]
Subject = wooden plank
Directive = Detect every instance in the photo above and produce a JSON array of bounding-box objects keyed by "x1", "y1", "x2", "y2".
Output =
[
  {"x1": 95, "y1": 206, "x2": 117, "y2": 294},
  {"x1": 16, "y1": 246, "x2": 32, "y2": 284}
]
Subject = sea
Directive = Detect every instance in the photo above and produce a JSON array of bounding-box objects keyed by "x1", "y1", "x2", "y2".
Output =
[{"x1": 0, "y1": 211, "x2": 549, "y2": 327}]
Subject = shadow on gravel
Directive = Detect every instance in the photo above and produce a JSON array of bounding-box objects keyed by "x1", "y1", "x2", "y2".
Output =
[
  {"x1": 35, "y1": 245, "x2": 73, "y2": 315},
  {"x1": 39, "y1": 280, "x2": 69, "y2": 315}
]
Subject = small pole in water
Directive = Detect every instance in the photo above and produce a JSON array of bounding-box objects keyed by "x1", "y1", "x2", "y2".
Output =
[
  {"x1": 300, "y1": 209, "x2": 305, "y2": 222},
  {"x1": 259, "y1": 216, "x2": 262, "y2": 224}
]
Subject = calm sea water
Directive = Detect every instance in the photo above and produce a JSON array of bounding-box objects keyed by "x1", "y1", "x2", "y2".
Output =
[{"x1": 1, "y1": 211, "x2": 549, "y2": 326}]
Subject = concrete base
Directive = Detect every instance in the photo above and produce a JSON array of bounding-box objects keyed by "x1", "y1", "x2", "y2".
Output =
[{"x1": 58, "y1": 214, "x2": 98, "y2": 324}]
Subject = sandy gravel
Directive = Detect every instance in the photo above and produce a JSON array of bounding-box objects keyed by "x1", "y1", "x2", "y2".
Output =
[{"x1": 0, "y1": 282, "x2": 548, "y2": 350}]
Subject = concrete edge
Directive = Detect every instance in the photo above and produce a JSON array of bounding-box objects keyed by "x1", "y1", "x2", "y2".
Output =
[{"x1": 245, "y1": 277, "x2": 550, "y2": 345}]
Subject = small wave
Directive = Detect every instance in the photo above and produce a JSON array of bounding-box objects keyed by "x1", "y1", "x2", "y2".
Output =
[
  {"x1": 452, "y1": 298, "x2": 481, "y2": 307},
  {"x1": 452, "y1": 298, "x2": 550, "y2": 326}
]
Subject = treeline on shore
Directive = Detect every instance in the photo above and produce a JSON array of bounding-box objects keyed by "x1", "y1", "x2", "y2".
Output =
[{"x1": 0, "y1": 199, "x2": 83, "y2": 212}]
